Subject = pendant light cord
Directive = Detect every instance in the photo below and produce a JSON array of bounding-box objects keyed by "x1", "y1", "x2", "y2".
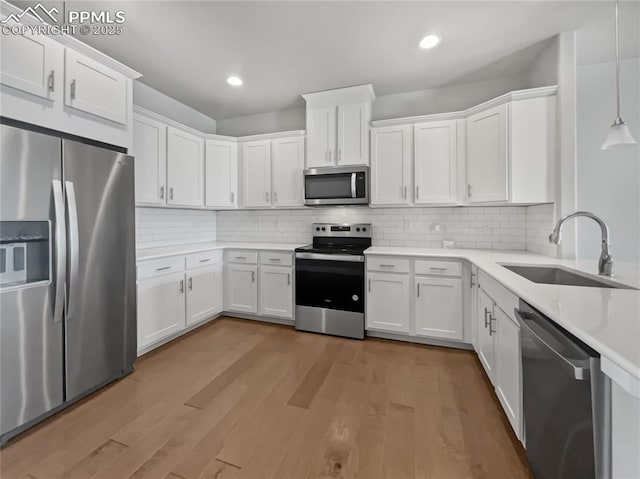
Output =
[{"x1": 615, "y1": 0, "x2": 621, "y2": 121}]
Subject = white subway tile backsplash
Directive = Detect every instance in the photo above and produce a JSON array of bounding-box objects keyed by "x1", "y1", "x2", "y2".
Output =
[
  {"x1": 136, "y1": 207, "x2": 216, "y2": 248},
  {"x1": 525, "y1": 203, "x2": 556, "y2": 256}
]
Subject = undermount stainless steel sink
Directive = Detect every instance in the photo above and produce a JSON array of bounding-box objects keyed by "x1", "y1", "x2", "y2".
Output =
[{"x1": 500, "y1": 264, "x2": 638, "y2": 290}]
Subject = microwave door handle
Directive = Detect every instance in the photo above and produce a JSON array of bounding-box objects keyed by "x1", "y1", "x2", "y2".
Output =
[
  {"x1": 52, "y1": 180, "x2": 66, "y2": 324},
  {"x1": 351, "y1": 172, "x2": 356, "y2": 198}
]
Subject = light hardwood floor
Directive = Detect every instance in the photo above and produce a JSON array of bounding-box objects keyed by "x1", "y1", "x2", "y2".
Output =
[{"x1": 1, "y1": 317, "x2": 533, "y2": 479}]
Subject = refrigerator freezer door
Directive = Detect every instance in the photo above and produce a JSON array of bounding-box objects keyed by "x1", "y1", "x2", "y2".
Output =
[
  {"x1": 0, "y1": 125, "x2": 64, "y2": 438},
  {"x1": 62, "y1": 140, "x2": 136, "y2": 401}
]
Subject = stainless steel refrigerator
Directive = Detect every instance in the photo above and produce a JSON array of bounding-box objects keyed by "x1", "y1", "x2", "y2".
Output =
[{"x1": 0, "y1": 122, "x2": 136, "y2": 444}]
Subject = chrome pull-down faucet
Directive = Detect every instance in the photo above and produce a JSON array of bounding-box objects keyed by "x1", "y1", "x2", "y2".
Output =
[{"x1": 548, "y1": 211, "x2": 613, "y2": 276}]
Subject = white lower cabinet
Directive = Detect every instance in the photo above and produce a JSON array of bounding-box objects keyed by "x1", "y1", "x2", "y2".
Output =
[
  {"x1": 494, "y1": 306, "x2": 522, "y2": 437},
  {"x1": 476, "y1": 287, "x2": 496, "y2": 381},
  {"x1": 366, "y1": 272, "x2": 410, "y2": 333},
  {"x1": 226, "y1": 263, "x2": 258, "y2": 314},
  {"x1": 137, "y1": 271, "x2": 186, "y2": 351},
  {"x1": 414, "y1": 276, "x2": 463, "y2": 341},
  {"x1": 186, "y1": 265, "x2": 223, "y2": 326},
  {"x1": 259, "y1": 265, "x2": 293, "y2": 318}
]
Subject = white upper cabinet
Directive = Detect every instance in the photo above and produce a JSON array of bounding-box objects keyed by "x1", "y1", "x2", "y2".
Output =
[
  {"x1": 306, "y1": 106, "x2": 335, "y2": 168},
  {"x1": 241, "y1": 140, "x2": 272, "y2": 208},
  {"x1": 302, "y1": 84, "x2": 374, "y2": 168},
  {"x1": 337, "y1": 103, "x2": 369, "y2": 165},
  {"x1": 414, "y1": 276, "x2": 463, "y2": 341},
  {"x1": 0, "y1": 22, "x2": 62, "y2": 102},
  {"x1": 466, "y1": 93, "x2": 556, "y2": 204},
  {"x1": 205, "y1": 139, "x2": 238, "y2": 209},
  {"x1": 466, "y1": 104, "x2": 508, "y2": 203},
  {"x1": 366, "y1": 272, "x2": 411, "y2": 333},
  {"x1": 167, "y1": 127, "x2": 204, "y2": 207},
  {"x1": 64, "y1": 49, "x2": 128, "y2": 125},
  {"x1": 370, "y1": 125, "x2": 411, "y2": 206},
  {"x1": 414, "y1": 120, "x2": 458, "y2": 204},
  {"x1": 132, "y1": 113, "x2": 167, "y2": 206},
  {"x1": 271, "y1": 137, "x2": 304, "y2": 207}
]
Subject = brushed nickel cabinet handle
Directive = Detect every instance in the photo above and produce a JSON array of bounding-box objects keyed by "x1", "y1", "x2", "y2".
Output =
[
  {"x1": 156, "y1": 266, "x2": 171, "y2": 271},
  {"x1": 48, "y1": 70, "x2": 55, "y2": 92},
  {"x1": 368, "y1": 279, "x2": 371, "y2": 292},
  {"x1": 287, "y1": 273, "x2": 291, "y2": 285},
  {"x1": 251, "y1": 270, "x2": 255, "y2": 282},
  {"x1": 417, "y1": 283, "x2": 420, "y2": 297},
  {"x1": 489, "y1": 313, "x2": 495, "y2": 335},
  {"x1": 468, "y1": 184, "x2": 472, "y2": 198},
  {"x1": 230, "y1": 192, "x2": 234, "y2": 203},
  {"x1": 179, "y1": 280, "x2": 184, "y2": 293},
  {"x1": 169, "y1": 187, "x2": 174, "y2": 200},
  {"x1": 199, "y1": 258, "x2": 211, "y2": 263},
  {"x1": 159, "y1": 186, "x2": 164, "y2": 199},
  {"x1": 188, "y1": 277, "x2": 193, "y2": 290},
  {"x1": 484, "y1": 307, "x2": 490, "y2": 328},
  {"x1": 404, "y1": 186, "x2": 407, "y2": 199},
  {"x1": 415, "y1": 185, "x2": 419, "y2": 199},
  {"x1": 70, "y1": 79, "x2": 76, "y2": 99}
]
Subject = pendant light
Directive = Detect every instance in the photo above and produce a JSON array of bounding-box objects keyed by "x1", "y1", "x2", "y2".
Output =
[{"x1": 601, "y1": 0, "x2": 637, "y2": 149}]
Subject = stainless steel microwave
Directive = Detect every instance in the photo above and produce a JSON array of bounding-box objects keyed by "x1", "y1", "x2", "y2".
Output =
[{"x1": 303, "y1": 166, "x2": 369, "y2": 206}]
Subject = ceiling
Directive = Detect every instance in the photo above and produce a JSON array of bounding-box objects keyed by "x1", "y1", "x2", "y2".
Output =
[{"x1": 9, "y1": 1, "x2": 640, "y2": 120}]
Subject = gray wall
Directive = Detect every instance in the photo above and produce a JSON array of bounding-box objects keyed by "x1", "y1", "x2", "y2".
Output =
[
  {"x1": 133, "y1": 82, "x2": 217, "y2": 133},
  {"x1": 575, "y1": 58, "x2": 640, "y2": 263}
]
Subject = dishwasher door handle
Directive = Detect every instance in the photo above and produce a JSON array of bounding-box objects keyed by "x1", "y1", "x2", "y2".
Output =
[{"x1": 514, "y1": 308, "x2": 591, "y2": 380}]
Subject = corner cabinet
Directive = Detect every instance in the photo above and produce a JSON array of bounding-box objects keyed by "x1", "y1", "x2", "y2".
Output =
[
  {"x1": 466, "y1": 93, "x2": 556, "y2": 204},
  {"x1": 166, "y1": 127, "x2": 205, "y2": 207},
  {"x1": 226, "y1": 262, "x2": 259, "y2": 314},
  {"x1": 205, "y1": 139, "x2": 238, "y2": 209},
  {"x1": 240, "y1": 134, "x2": 305, "y2": 209},
  {"x1": 302, "y1": 84, "x2": 374, "y2": 167}
]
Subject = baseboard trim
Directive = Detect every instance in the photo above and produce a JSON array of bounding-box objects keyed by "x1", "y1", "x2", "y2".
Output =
[
  {"x1": 366, "y1": 330, "x2": 473, "y2": 350},
  {"x1": 222, "y1": 311, "x2": 294, "y2": 327}
]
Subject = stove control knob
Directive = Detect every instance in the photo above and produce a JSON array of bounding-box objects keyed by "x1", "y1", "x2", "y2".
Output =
[
  {"x1": 356, "y1": 227, "x2": 361, "y2": 232},
  {"x1": 321, "y1": 227, "x2": 326, "y2": 231},
  {"x1": 362, "y1": 227, "x2": 367, "y2": 232},
  {"x1": 352, "y1": 294, "x2": 359, "y2": 302},
  {"x1": 316, "y1": 227, "x2": 320, "y2": 231}
]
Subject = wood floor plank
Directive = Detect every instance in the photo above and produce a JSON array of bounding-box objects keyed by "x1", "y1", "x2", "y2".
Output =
[
  {"x1": 1, "y1": 318, "x2": 533, "y2": 479},
  {"x1": 287, "y1": 341, "x2": 342, "y2": 409}
]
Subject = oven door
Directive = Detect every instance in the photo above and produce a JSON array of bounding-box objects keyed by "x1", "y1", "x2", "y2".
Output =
[
  {"x1": 295, "y1": 255, "x2": 364, "y2": 313},
  {"x1": 304, "y1": 166, "x2": 368, "y2": 206}
]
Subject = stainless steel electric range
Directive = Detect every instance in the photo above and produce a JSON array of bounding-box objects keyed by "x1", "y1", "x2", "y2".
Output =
[{"x1": 294, "y1": 223, "x2": 371, "y2": 339}]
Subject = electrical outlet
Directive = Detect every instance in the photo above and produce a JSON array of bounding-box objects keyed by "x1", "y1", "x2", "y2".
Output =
[{"x1": 443, "y1": 240, "x2": 455, "y2": 249}]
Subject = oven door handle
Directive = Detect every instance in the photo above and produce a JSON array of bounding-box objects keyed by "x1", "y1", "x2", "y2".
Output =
[
  {"x1": 296, "y1": 252, "x2": 364, "y2": 262},
  {"x1": 351, "y1": 172, "x2": 357, "y2": 198}
]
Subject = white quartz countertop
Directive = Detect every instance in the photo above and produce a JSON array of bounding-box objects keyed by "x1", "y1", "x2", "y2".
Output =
[
  {"x1": 136, "y1": 241, "x2": 306, "y2": 261},
  {"x1": 366, "y1": 246, "x2": 640, "y2": 393}
]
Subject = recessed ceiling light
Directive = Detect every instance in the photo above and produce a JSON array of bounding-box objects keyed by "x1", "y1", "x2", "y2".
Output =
[
  {"x1": 227, "y1": 76, "x2": 243, "y2": 86},
  {"x1": 419, "y1": 34, "x2": 440, "y2": 49}
]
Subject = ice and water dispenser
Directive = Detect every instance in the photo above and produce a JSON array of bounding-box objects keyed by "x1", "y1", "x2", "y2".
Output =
[{"x1": 0, "y1": 221, "x2": 49, "y2": 288}]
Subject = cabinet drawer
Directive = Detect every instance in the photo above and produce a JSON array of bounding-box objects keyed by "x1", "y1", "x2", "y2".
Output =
[
  {"x1": 137, "y1": 256, "x2": 185, "y2": 280},
  {"x1": 226, "y1": 250, "x2": 258, "y2": 264},
  {"x1": 367, "y1": 256, "x2": 410, "y2": 273},
  {"x1": 415, "y1": 260, "x2": 462, "y2": 277},
  {"x1": 186, "y1": 250, "x2": 223, "y2": 270},
  {"x1": 260, "y1": 251, "x2": 293, "y2": 267}
]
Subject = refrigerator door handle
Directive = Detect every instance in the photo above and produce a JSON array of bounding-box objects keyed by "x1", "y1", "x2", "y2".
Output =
[
  {"x1": 65, "y1": 181, "x2": 80, "y2": 320},
  {"x1": 52, "y1": 180, "x2": 66, "y2": 324}
]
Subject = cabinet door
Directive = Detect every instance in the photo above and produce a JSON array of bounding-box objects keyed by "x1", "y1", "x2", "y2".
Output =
[
  {"x1": 259, "y1": 266, "x2": 293, "y2": 319},
  {"x1": 414, "y1": 120, "x2": 458, "y2": 204},
  {"x1": 494, "y1": 307, "x2": 522, "y2": 439},
  {"x1": 366, "y1": 272, "x2": 410, "y2": 333},
  {"x1": 241, "y1": 140, "x2": 272, "y2": 207},
  {"x1": 205, "y1": 139, "x2": 238, "y2": 208},
  {"x1": 272, "y1": 137, "x2": 304, "y2": 208},
  {"x1": 466, "y1": 104, "x2": 508, "y2": 203},
  {"x1": 167, "y1": 127, "x2": 204, "y2": 207},
  {"x1": 64, "y1": 49, "x2": 128, "y2": 125},
  {"x1": 337, "y1": 103, "x2": 369, "y2": 166},
  {"x1": 186, "y1": 265, "x2": 223, "y2": 326},
  {"x1": 0, "y1": 21, "x2": 62, "y2": 101},
  {"x1": 306, "y1": 106, "x2": 335, "y2": 167},
  {"x1": 226, "y1": 264, "x2": 258, "y2": 313},
  {"x1": 415, "y1": 276, "x2": 463, "y2": 341},
  {"x1": 132, "y1": 114, "x2": 167, "y2": 205},
  {"x1": 137, "y1": 272, "x2": 186, "y2": 351},
  {"x1": 476, "y1": 288, "x2": 496, "y2": 382},
  {"x1": 370, "y1": 125, "x2": 411, "y2": 205}
]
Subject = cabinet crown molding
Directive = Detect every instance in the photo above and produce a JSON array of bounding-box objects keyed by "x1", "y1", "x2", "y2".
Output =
[
  {"x1": 302, "y1": 84, "x2": 376, "y2": 108},
  {"x1": 236, "y1": 130, "x2": 306, "y2": 142},
  {"x1": 371, "y1": 85, "x2": 558, "y2": 128},
  {"x1": 1, "y1": 0, "x2": 141, "y2": 80}
]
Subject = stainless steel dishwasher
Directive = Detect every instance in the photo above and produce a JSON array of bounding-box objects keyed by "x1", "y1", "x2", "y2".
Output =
[{"x1": 514, "y1": 300, "x2": 611, "y2": 479}]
